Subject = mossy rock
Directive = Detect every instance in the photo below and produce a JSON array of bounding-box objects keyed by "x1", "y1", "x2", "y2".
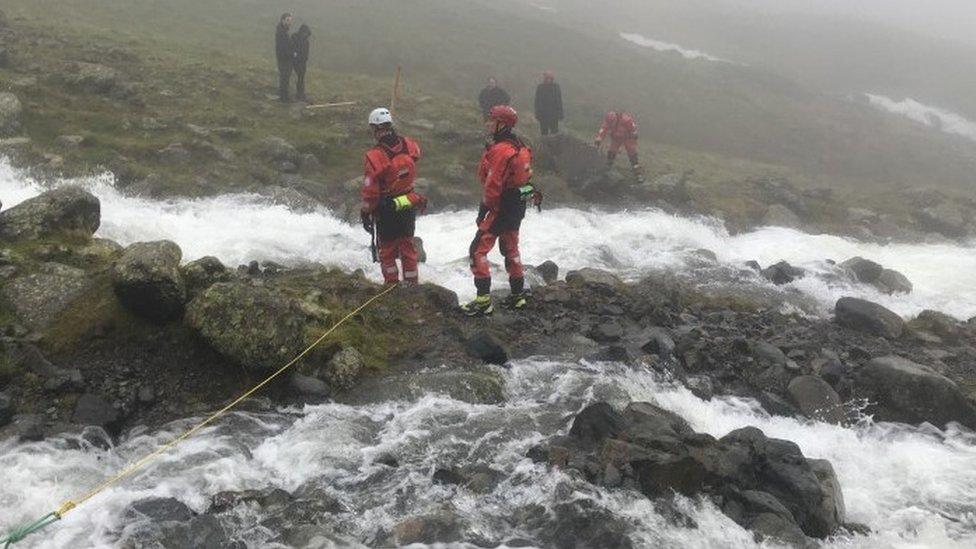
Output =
[{"x1": 185, "y1": 281, "x2": 310, "y2": 373}]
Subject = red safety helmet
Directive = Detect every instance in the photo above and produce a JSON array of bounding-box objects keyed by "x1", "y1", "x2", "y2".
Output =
[{"x1": 488, "y1": 105, "x2": 519, "y2": 129}]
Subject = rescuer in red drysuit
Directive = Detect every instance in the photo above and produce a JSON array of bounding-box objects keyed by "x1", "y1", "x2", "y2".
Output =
[
  {"x1": 461, "y1": 105, "x2": 541, "y2": 316},
  {"x1": 360, "y1": 107, "x2": 428, "y2": 285},
  {"x1": 595, "y1": 110, "x2": 644, "y2": 182}
]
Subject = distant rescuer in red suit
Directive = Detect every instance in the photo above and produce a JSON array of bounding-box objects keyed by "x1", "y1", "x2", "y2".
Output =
[
  {"x1": 595, "y1": 109, "x2": 645, "y2": 182},
  {"x1": 461, "y1": 105, "x2": 541, "y2": 317},
  {"x1": 360, "y1": 107, "x2": 428, "y2": 285}
]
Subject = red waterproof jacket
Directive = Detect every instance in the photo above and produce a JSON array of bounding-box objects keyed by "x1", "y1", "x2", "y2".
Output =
[
  {"x1": 361, "y1": 136, "x2": 422, "y2": 212},
  {"x1": 478, "y1": 137, "x2": 533, "y2": 211},
  {"x1": 596, "y1": 111, "x2": 638, "y2": 142}
]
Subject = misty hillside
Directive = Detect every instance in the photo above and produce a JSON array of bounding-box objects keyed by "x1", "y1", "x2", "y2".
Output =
[{"x1": 5, "y1": 0, "x2": 976, "y2": 196}]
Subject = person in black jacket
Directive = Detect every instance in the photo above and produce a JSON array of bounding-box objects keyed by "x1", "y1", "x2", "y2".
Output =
[
  {"x1": 478, "y1": 77, "x2": 511, "y2": 119},
  {"x1": 534, "y1": 70, "x2": 563, "y2": 135},
  {"x1": 275, "y1": 13, "x2": 293, "y2": 102},
  {"x1": 291, "y1": 24, "x2": 311, "y2": 102}
]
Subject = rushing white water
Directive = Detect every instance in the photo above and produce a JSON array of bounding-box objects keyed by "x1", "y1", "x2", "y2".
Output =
[
  {"x1": 1, "y1": 359, "x2": 974, "y2": 548},
  {"x1": 865, "y1": 94, "x2": 976, "y2": 143},
  {"x1": 2, "y1": 160, "x2": 974, "y2": 319},
  {"x1": 620, "y1": 32, "x2": 730, "y2": 63}
]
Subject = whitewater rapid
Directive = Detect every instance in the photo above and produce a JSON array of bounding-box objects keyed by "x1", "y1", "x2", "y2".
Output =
[
  {"x1": 2, "y1": 359, "x2": 975, "y2": 548},
  {"x1": 620, "y1": 32, "x2": 730, "y2": 63},
  {"x1": 2, "y1": 161, "x2": 975, "y2": 319}
]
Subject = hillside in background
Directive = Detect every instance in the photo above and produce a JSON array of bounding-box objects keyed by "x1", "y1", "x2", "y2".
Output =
[{"x1": 2, "y1": 0, "x2": 975, "y2": 200}]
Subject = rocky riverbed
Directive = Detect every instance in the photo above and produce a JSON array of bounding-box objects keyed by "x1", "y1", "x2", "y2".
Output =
[{"x1": 2, "y1": 185, "x2": 976, "y2": 547}]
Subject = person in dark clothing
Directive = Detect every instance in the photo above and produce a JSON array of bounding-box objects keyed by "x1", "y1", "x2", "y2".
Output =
[
  {"x1": 291, "y1": 24, "x2": 311, "y2": 102},
  {"x1": 478, "y1": 77, "x2": 511, "y2": 119},
  {"x1": 275, "y1": 13, "x2": 294, "y2": 102},
  {"x1": 534, "y1": 70, "x2": 563, "y2": 135}
]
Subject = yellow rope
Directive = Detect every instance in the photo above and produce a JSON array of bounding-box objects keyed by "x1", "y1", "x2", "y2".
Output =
[{"x1": 53, "y1": 282, "x2": 399, "y2": 519}]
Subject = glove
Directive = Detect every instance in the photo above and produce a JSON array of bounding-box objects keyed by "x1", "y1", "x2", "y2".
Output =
[
  {"x1": 476, "y1": 203, "x2": 489, "y2": 225},
  {"x1": 360, "y1": 211, "x2": 374, "y2": 234},
  {"x1": 407, "y1": 192, "x2": 429, "y2": 214}
]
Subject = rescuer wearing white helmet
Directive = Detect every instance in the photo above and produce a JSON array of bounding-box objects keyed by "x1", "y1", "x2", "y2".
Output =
[{"x1": 359, "y1": 108, "x2": 428, "y2": 285}]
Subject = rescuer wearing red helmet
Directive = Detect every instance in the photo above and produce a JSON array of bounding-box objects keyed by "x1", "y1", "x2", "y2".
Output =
[
  {"x1": 461, "y1": 105, "x2": 541, "y2": 316},
  {"x1": 595, "y1": 110, "x2": 644, "y2": 182},
  {"x1": 360, "y1": 107, "x2": 428, "y2": 285}
]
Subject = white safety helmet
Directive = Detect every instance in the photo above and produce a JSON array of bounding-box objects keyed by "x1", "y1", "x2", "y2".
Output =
[{"x1": 368, "y1": 107, "x2": 393, "y2": 126}]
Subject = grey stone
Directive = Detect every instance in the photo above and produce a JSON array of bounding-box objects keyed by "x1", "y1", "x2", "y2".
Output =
[
  {"x1": 787, "y1": 376, "x2": 845, "y2": 424},
  {"x1": 55, "y1": 134, "x2": 86, "y2": 148},
  {"x1": 63, "y1": 62, "x2": 119, "y2": 94},
  {"x1": 290, "y1": 372, "x2": 330, "y2": 398},
  {"x1": 2, "y1": 265, "x2": 94, "y2": 330},
  {"x1": 72, "y1": 393, "x2": 121, "y2": 435},
  {"x1": 856, "y1": 356, "x2": 976, "y2": 428},
  {"x1": 762, "y1": 261, "x2": 805, "y2": 285},
  {"x1": 0, "y1": 186, "x2": 100, "y2": 240},
  {"x1": 322, "y1": 347, "x2": 364, "y2": 390},
  {"x1": 834, "y1": 297, "x2": 904, "y2": 339},
  {"x1": 112, "y1": 241, "x2": 186, "y2": 322},
  {"x1": 874, "y1": 269, "x2": 912, "y2": 295},
  {"x1": 259, "y1": 136, "x2": 299, "y2": 163},
  {"x1": 840, "y1": 257, "x2": 883, "y2": 283},
  {"x1": 465, "y1": 331, "x2": 509, "y2": 365},
  {"x1": 536, "y1": 260, "x2": 559, "y2": 284},
  {"x1": 181, "y1": 256, "x2": 231, "y2": 299}
]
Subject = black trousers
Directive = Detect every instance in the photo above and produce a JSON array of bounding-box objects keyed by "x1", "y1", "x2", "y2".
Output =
[
  {"x1": 294, "y1": 62, "x2": 307, "y2": 100},
  {"x1": 277, "y1": 58, "x2": 293, "y2": 100},
  {"x1": 539, "y1": 118, "x2": 559, "y2": 135}
]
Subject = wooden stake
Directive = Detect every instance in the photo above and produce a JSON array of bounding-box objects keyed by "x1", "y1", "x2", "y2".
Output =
[
  {"x1": 304, "y1": 101, "x2": 358, "y2": 110},
  {"x1": 390, "y1": 66, "x2": 402, "y2": 116}
]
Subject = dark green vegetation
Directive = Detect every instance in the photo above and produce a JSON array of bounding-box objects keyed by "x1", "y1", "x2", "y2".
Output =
[{"x1": 1, "y1": 0, "x2": 975, "y2": 223}]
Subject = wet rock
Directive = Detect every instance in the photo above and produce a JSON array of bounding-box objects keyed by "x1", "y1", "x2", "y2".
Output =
[
  {"x1": 910, "y1": 310, "x2": 965, "y2": 344},
  {"x1": 392, "y1": 509, "x2": 463, "y2": 545},
  {"x1": 721, "y1": 489, "x2": 811, "y2": 547},
  {"x1": 464, "y1": 331, "x2": 509, "y2": 365},
  {"x1": 761, "y1": 261, "x2": 804, "y2": 285},
  {"x1": 840, "y1": 257, "x2": 883, "y2": 283},
  {"x1": 443, "y1": 162, "x2": 466, "y2": 183},
  {"x1": 0, "y1": 92, "x2": 22, "y2": 136},
  {"x1": 290, "y1": 372, "x2": 330, "y2": 399},
  {"x1": 321, "y1": 346, "x2": 364, "y2": 390},
  {"x1": 0, "y1": 392, "x2": 13, "y2": 427},
  {"x1": 0, "y1": 186, "x2": 100, "y2": 240},
  {"x1": 535, "y1": 260, "x2": 559, "y2": 284},
  {"x1": 550, "y1": 402, "x2": 844, "y2": 539},
  {"x1": 112, "y1": 241, "x2": 186, "y2": 322},
  {"x1": 808, "y1": 459, "x2": 846, "y2": 533},
  {"x1": 874, "y1": 269, "x2": 912, "y2": 295},
  {"x1": 185, "y1": 282, "x2": 308, "y2": 372},
  {"x1": 339, "y1": 366, "x2": 505, "y2": 405},
  {"x1": 639, "y1": 327, "x2": 676, "y2": 357},
  {"x1": 72, "y1": 393, "x2": 121, "y2": 435},
  {"x1": 834, "y1": 297, "x2": 904, "y2": 339},
  {"x1": 762, "y1": 204, "x2": 802, "y2": 228},
  {"x1": 856, "y1": 356, "x2": 976, "y2": 428},
  {"x1": 181, "y1": 256, "x2": 231, "y2": 300},
  {"x1": 126, "y1": 497, "x2": 194, "y2": 523},
  {"x1": 209, "y1": 488, "x2": 293, "y2": 514},
  {"x1": 589, "y1": 320, "x2": 624, "y2": 343},
  {"x1": 787, "y1": 375, "x2": 845, "y2": 424},
  {"x1": 566, "y1": 268, "x2": 622, "y2": 287}
]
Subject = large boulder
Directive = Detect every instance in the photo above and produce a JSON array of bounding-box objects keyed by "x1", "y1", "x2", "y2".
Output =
[
  {"x1": 0, "y1": 92, "x2": 22, "y2": 136},
  {"x1": 181, "y1": 256, "x2": 231, "y2": 300},
  {"x1": 1, "y1": 263, "x2": 95, "y2": 331},
  {"x1": 320, "y1": 346, "x2": 364, "y2": 390},
  {"x1": 874, "y1": 269, "x2": 912, "y2": 295},
  {"x1": 0, "y1": 186, "x2": 100, "y2": 240},
  {"x1": 834, "y1": 297, "x2": 904, "y2": 339},
  {"x1": 856, "y1": 356, "x2": 976, "y2": 428},
  {"x1": 916, "y1": 203, "x2": 970, "y2": 238},
  {"x1": 547, "y1": 402, "x2": 844, "y2": 541},
  {"x1": 185, "y1": 282, "x2": 308, "y2": 372},
  {"x1": 112, "y1": 241, "x2": 186, "y2": 322},
  {"x1": 909, "y1": 310, "x2": 965, "y2": 344},
  {"x1": 258, "y1": 136, "x2": 300, "y2": 163},
  {"x1": 534, "y1": 133, "x2": 606, "y2": 188},
  {"x1": 840, "y1": 257, "x2": 883, "y2": 283},
  {"x1": 761, "y1": 261, "x2": 805, "y2": 285}
]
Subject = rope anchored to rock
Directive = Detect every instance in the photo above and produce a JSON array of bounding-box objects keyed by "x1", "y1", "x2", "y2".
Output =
[{"x1": 0, "y1": 282, "x2": 400, "y2": 547}]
